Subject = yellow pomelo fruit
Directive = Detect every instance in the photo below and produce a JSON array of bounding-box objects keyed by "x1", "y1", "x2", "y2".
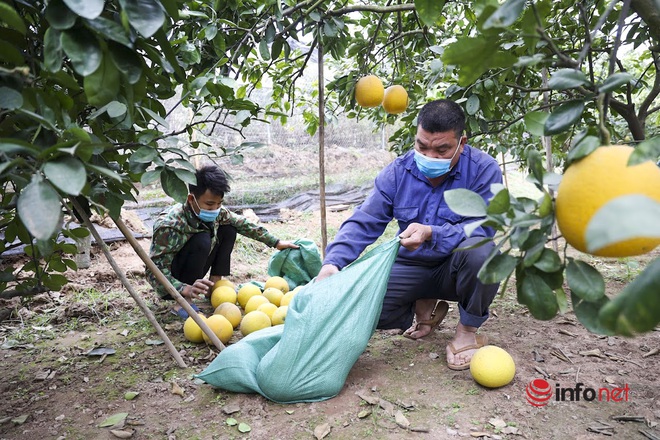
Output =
[
  {"x1": 214, "y1": 302, "x2": 242, "y2": 328},
  {"x1": 237, "y1": 283, "x2": 262, "y2": 309},
  {"x1": 240, "y1": 310, "x2": 272, "y2": 336},
  {"x1": 262, "y1": 287, "x2": 284, "y2": 306},
  {"x1": 555, "y1": 145, "x2": 660, "y2": 257},
  {"x1": 271, "y1": 305, "x2": 288, "y2": 326},
  {"x1": 257, "y1": 302, "x2": 278, "y2": 320},
  {"x1": 210, "y1": 285, "x2": 237, "y2": 309},
  {"x1": 292, "y1": 285, "x2": 304, "y2": 293},
  {"x1": 244, "y1": 294, "x2": 270, "y2": 314},
  {"x1": 264, "y1": 276, "x2": 289, "y2": 293},
  {"x1": 213, "y1": 279, "x2": 236, "y2": 291},
  {"x1": 382, "y1": 85, "x2": 408, "y2": 114},
  {"x1": 202, "y1": 314, "x2": 234, "y2": 345},
  {"x1": 183, "y1": 315, "x2": 207, "y2": 343},
  {"x1": 470, "y1": 345, "x2": 516, "y2": 388},
  {"x1": 355, "y1": 75, "x2": 384, "y2": 108},
  {"x1": 280, "y1": 290, "x2": 297, "y2": 307}
]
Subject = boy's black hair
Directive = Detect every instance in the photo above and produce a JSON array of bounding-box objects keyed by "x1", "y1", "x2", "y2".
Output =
[
  {"x1": 189, "y1": 165, "x2": 231, "y2": 198},
  {"x1": 417, "y1": 99, "x2": 466, "y2": 137}
]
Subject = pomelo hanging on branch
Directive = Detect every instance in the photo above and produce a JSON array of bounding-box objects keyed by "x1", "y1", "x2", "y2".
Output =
[
  {"x1": 555, "y1": 145, "x2": 660, "y2": 257},
  {"x1": 354, "y1": 75, "x2": 384, "y2": 108}
]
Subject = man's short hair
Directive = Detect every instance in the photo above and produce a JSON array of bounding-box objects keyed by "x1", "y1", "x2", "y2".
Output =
[
  {"x1": 417, "y1": 99, "x2": 466, "y2": 136},
  {"x1": 189, "y1": 165, "x2": 230, "y2": 198}
]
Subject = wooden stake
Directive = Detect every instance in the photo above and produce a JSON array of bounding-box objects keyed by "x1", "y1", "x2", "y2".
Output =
[
  {"x1": 318, "y1": 25, "x2": 328, "y2": 258},
  {"x1": 112, "y1": 216, "x2": 225, "y2": 351},
  {"x1": 70, "y1": 199, "x2": 188, "y2": 367}
]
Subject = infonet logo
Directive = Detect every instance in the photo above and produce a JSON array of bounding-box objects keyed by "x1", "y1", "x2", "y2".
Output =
[{"x1": 526, "y1": 379, "x2": 630, "y2": 407}]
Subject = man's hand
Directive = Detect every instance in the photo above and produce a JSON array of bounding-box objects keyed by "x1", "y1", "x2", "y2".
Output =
[
  {"x1": 316, "y1": 264, "x2": 339, "y2": 282},
  {"x1": 276, "y1": 240, "x2": 300, "y2": 250},
  {"x1": 399, "y1": 223, "x2": 433, "y2": 251},
  {"x1": 182, "y1": 278, "x2": 214, "y2": 299}
]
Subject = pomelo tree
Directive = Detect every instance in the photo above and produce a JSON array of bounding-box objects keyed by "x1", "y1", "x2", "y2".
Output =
[{"x1": 1, "y1": 0, "x2": 659, "y2": 335}]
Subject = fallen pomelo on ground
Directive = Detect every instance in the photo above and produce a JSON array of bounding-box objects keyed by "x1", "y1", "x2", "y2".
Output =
[
  {"x1": 470, "y1": 345, "x2": 515, "y2": 388},
  {"x1": 214, "y1": 302, "x2": 242, "y2": 328},
  {"x1": 240, "y1": 310, "x2": 272, "y2": 336},
  {"x1": 183, "y1": 314, "x2": 207, "y2": 343},
  {"x1": 244, "y1": 294, "x2": 270, "y2": 314},
  {"x1": 263, "y1": 287, "x2": 284, "y2": 306},
  {"x1": 203, "y1": 314, "x2": 234, "y2": 345},
  {"x1": 271, "y1": 305, "x2": 288, "y2": 326},
  {"x1": 237, "y1": 283, "x2": 262, "y2": 309},
  {"x1": 264, "y1": 276, "x2": 289, "y2": 293},
  {"x1": 210, "y1": 285, "x2": 237, "y2": 308}
]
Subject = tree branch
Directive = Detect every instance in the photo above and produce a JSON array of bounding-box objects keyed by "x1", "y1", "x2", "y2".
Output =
[{"x1": 327, "y1": 4, "x2": 416, "y2": 16}]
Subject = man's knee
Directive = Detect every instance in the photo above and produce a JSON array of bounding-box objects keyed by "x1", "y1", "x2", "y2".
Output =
[{"x1": 455, "y1": 237, "x2": 494, "y2": 271}]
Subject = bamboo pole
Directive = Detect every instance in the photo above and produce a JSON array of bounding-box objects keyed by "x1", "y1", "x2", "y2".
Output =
[
  {"x1": 70, "y1": 199, "x2": 187, "y2": 367},
  {"x1": 111, "y1": 216, "x2": 226, "y2": 351},
  {"x1": 317, "y1": 26, "x2": 328, "y2": 258}
]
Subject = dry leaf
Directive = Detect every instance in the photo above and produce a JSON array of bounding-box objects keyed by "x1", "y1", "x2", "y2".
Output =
[
  {"x1": 379, "y1": 399, "x2": 395, "y2": 417},
  {"x1": 355, "y1": 389, "x2": 379, "y2": 405},
  {"x1": 314, "y1": 422, "x2": 331, "y2": 439},
  {"x1": 110, "y1": 429, "x2": 134, "y2": 439},
  {"x1": 470, "y1": 432, "x2": 491, "y2": 438},
  {"x1": 171, "y1": 382, "x2": 185, "y2": 396},
  {"x1": 395, "y1": 410, "x2": 410, "y2": 429},
  {"x1": 489, "y1": 418, "x2": 507, "y2": 429},
  {"x1": 222, "y1": 403, "x2": 241, "y2": 415},
  {"x1": 579, "y1": 348, "x2": 603, "y2": 357}
]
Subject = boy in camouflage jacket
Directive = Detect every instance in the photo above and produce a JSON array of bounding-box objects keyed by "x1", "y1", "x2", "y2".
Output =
[{"x1": 147, "y1": 165, "x2": 298, "y2": 318}]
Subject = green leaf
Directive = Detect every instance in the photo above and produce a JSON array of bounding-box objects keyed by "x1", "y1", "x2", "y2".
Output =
[
  {"x1": 566, "y1": 259, "x2": 604, "y2": 302},
  {"x1": 124, "y1": 391, "x2": 139, "y2": 400},
  {"x1": 106, "y1": 101, "x2": 127, "y2": 118},
  {"x1": 629, "y1": 137, "x2": 660, "y2": 166},
  {"x1": 533, "y1": 248, "x2": 562, "y2": 272},
  {"x1": 44, "y1": 28, "x2": 64, "y2": 73},
  {"x1": 598, "y1": 258, "x2": 660, "y2": 335},
  {"x1": 86, "y1": 163, "x2": 122, "y2": 182},
  {"x1": 226, "y1": 417, "x2": 238, "y2": 426},
  {"x1": 487, "y1": 188, "x2": 510, "y2": 214},
  {"x1": 544, "y1": 100, "x2": 585, "y2": 135},
  {"x1": 483, "y1": 0, "x2": 526, "y2": 29},
  {"x1": 161, "y1": 168, "x2": 188, "y2": 203},
  {"x1": 466, "y1": 95, "x2": 480, "y2": 115},
  {"x1": 43, "y1": 157, "x2": 86, "y2": 196},
  {"x1": 61, "y1": 28, "x2": 102, "y2": 76},
  {"x1": 131, "y1": 147, "x2": 159, "y2": 163},
  {"x1": 97, "y1": 412, "x2": 128, "y2": 428},
  {"x1": 45, "y1": 0, "x2": 77, "y2": 30},
  {"x1": 547, "y1": 68, "x2": 589, "y2": 90},
  {"x1": 518, "y1": 272, "x2": 558, "y2": 320},
  {"x1": 140, "y1": 169, "x2": 161, "y2": 185},
  {"x1": 173, "y1": 168, "x2": 196, "y2": 186},
  {"x1": 62, "y1": 0, "x2": 103, "y2": 19},
  {"x1": 119, "y1": 0, "x2": 165, "y2": 38},
  {"x1": 445, "y1": 188, "x2": 487, "y2": 217},
  {"x1": 464, "y1": 219, "x2": 488, "y2": 237},
  {"x1": 527, "y1": 149, "x2": 544, "y2": 185},
  {"x1": 414, "y1": 0, "x2": 446, "y2": 27},
  {"x1": 524, "y1": 111, "x2": 549, "y2": 137},
  {"x1": 85, "y1": 16, "x2": 133, "y2": 48},
  {"x1": 17, "y1": 178, "x2": 62, "y2": 240},
  {"x1": 598, "y1": 72, "x2": 633, "y2": 94},
  {"x1": 108, "y1": 42, "x2": 143, "y2": 84},
  {"x1": 443, "y1": 36, "x2": 517, "y2": 86},
  {"x1": 238, "y1": 423, "x2": 251, "y2": 433},
  {"x1": 84, "y1": 56, "x2": 120, "y2": 107},
  {"x1": 585, "y1": 195, "x2": 660, "y2": 254},
  {"x1": 555, "y1": 288, "x2": 568, "y2": 315},
  {"x1": 478, "y1": 252, "x2": 518, "y2": 284},
  {"x1": 566, "y1": 134, "x2": 600, "y2": 165},
  {"x1": 0, "y1": 87, "x2": 23, "y2": 110},
  {"x1": 0, "y1": 40, "x2": 23, "y2": 65},
  {"x1": 0, "y1": 138, "x2": 39, "y2": 155},
  {"x1": 259, "y1": 39, "x2": 270, "y2": 60},
  {"x1": 571, "y1": 292, "x2": 613, "y2": 335},
  {"x1": 0, "y1": 2, "x2": 27, "y2": 34}
]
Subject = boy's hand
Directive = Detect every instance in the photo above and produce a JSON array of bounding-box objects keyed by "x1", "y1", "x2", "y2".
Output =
[
  {"x1": 183, "y1": 278, "x2": 214, "y2": 299},
  {"x1": 276, "y1": 240, "x2": 299, "y2": 250}
]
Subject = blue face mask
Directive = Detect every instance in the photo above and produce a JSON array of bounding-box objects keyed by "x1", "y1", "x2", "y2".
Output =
[
  {"x1": 192, "y1": 196, "x2": 221, "y2": 223},
  {"x1": 413, "y1": 141, "x2": 461, "y2": 178}
]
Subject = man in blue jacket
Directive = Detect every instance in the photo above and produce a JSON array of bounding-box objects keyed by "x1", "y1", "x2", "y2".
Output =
[{"x1": 316, "y1": 99, "x2": 502, "y2": 370}]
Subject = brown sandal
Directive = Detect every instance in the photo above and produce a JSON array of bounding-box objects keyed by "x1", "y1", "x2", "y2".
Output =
[
  {"x1": 446, "y1": 334, "x2": 489, "y2": 370},
  {"x1": 402, "y1": 300, "x2": 449, "y2": 340}
]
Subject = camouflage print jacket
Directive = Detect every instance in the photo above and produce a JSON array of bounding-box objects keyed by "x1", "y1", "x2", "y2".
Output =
[{"x1": 147, "y1": 202, "x2": 279, "y2": 298}]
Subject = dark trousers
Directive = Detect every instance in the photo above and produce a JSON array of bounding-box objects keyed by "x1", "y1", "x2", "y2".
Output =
[
  {"x1": 171, "y1": 225, "x2": 238, "y2": 286},
  {"x1": 378, "y1": 237, "x2": 499, "y2": 330}
]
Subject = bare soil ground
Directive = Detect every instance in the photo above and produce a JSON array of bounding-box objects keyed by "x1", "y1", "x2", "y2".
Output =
[{"x1": 1, "y1": 146, "x2": 659, "y2": 440}]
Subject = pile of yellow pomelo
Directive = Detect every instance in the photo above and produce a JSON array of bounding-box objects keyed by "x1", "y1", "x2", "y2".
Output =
[
  {"x1": 183, "y1": 276, "x2": 304, "y2": 345},
  {"x1": 354, "y1": 74, "x2": 408, "y2": 114}
]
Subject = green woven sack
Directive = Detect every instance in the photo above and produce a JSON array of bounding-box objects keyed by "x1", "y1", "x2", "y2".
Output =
[
  {"x1": 267, "y1": 238, "x2": 322, "y2": 289},
  {"x1": 196, "y1": 237, "x2": 400, "y2": 403}
]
